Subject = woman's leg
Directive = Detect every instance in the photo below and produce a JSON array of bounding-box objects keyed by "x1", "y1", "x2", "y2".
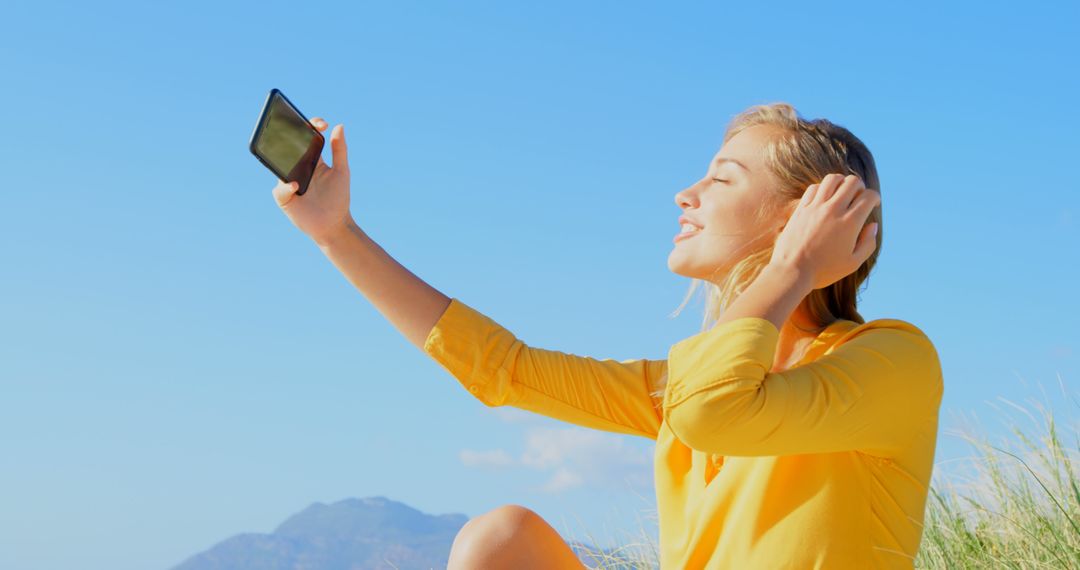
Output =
[{"x1": 447, "y1": 504, "x2": 589, "y2": 570}]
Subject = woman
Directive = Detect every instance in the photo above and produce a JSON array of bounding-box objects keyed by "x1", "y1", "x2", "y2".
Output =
[{"x1": 271, "y1": 102, "x2": 943, "y2": 569}]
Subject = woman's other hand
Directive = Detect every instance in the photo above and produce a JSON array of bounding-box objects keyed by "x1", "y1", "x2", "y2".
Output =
[
  {"x1": 271, "y1": 117, "x2": 355, "y2": 246},
  {"x1": 770, "y1": 173, "x2": 881, "y2": 291}
]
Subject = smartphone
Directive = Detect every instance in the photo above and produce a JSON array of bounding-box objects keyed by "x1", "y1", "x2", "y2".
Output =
[{"x1": 249, "y1": 88, "x2": 325, "y2": 196}]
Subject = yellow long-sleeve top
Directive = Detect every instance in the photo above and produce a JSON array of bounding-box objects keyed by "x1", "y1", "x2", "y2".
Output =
[{"x1": 423, "y1": 297, "x2": 944, "y2": 569}]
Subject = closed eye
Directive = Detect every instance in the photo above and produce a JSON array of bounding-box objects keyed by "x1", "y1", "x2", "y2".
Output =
[{"x1": 712, "y1": 178, "x2": 728, "y2": 184}]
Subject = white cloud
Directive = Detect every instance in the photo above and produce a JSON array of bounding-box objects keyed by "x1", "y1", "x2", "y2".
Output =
[
  {"x1": 540, "y1": 466, "x2": 585, "y2": 493},
  {"x1": 459, "y1": 448, "x2": 515, "y2": 468},
  {"x1": 526, "y1": 427, "x2": 653, "y2": 494},
  {"x1": 459, "y1": 426, "x2": 653, "y2": 495}
]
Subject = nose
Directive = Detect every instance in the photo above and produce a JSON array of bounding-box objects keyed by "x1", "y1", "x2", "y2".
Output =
[{"x1": 674, "y1": 183, "x2": 699, "y2": 209}]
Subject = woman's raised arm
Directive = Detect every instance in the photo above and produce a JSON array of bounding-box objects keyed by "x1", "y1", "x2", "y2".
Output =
[
  {"x1": 315, "y1": 217, "x2": 452, "y2": 351},
  {"x1": 270, "y1": 117, "x2": 451, "y2": 351},
  {"x1": 272, "y1": 118, "x2": 663, "y2": 439}
]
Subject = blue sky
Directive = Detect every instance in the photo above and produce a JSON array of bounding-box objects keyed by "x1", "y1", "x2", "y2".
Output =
[{"x1": 2, "y1": 1, "x2": 1078, "y2": 568}]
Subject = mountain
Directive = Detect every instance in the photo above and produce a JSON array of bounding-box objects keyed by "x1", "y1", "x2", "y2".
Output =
[{"x1": 169, "y1": 496, "x2": 624, "y2": 570}]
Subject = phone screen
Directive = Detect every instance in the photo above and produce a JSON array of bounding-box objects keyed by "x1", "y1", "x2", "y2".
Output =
[{"x1": 249, "y1": 89, "x2": 324, "y2": 195}]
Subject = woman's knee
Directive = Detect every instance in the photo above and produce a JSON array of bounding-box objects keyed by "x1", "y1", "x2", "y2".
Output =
[{"x1": 448, "y1": 504, "x2": 542, "y2": 567}]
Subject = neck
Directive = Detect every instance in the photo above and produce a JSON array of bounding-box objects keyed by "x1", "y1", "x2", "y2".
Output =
[{"x1": 772, "y1": 301, "x2": 824, "y2": 371}]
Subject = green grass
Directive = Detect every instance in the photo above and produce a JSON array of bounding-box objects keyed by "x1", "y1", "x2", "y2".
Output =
[{"x1": 570, "y1": 377, "x2": 1080, "y2": 569}]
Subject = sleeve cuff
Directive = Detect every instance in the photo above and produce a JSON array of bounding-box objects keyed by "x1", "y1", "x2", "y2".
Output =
[{"x1": 422, "y1": 297, "x2": 518, "y2": 404}]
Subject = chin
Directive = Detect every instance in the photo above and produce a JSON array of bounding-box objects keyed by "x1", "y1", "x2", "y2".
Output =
[
  {"x1": 667, "y1": 250, "x2": 688, "y2": 276},
  {"x1": 668, "y1": 251, "x2": 729, "y2": 283},
  {"x1": 667, "y1": 255, "x2": 705, "y2": 281},
  {"x1": 668, "y1": 265, "x2": 692, "y2": 279}
]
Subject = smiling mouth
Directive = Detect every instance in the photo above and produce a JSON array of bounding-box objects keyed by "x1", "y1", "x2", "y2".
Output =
[{"x1": 673, "y1": 229, "x2": 701, "y2": 243}]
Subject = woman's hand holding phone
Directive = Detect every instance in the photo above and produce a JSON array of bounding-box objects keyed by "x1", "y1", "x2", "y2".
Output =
[{"x1": 271, "y1": 117, "x2": 356, "y2": 246}]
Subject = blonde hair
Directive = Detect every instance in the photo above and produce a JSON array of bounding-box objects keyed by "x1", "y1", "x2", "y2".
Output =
[{"x1": 649, "y1": 102, "x2": 883, "y2": 402}]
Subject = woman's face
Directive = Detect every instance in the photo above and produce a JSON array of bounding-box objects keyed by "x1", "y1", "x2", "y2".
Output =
[{"x1": 668, "y1": 124, "x2": 788, "y2": 283}]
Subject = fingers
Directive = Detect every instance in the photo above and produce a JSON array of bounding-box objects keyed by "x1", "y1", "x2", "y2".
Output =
[
  {"x1": 807, "y1": 173, "x2": 877, "y2": 212},
  {"x1": 816, "y1": 173, "x2": 850, "y2": 203},
  {"x1": 855, "y1": 220, "x2": 879, "y2": 259},
  {"x1": 307, "y1": 118, "x2": 347, "y2": 171},
  {"x1": 272, "y1": 178, "x2": 300, "y2": 207},
  {"x1": 330, "y1": 124, "x2": 349, "y2": 171},
  {"x1": 831, "y1": 174, "x2": 865, "y2": 210},
  {"x1": 845, "y1": 185, "x2": 881, "y2": 224},
  {"x1": 801, "y1": 173, "x2": 844, "y2": 207}
]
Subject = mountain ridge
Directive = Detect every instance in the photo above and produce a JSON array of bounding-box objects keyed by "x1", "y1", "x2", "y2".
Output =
[{"x1": 170, "y1": 495, "x2": 623, "y2": 569}]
